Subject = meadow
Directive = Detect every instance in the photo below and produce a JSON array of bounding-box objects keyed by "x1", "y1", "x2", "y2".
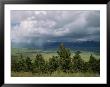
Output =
[{"x1": 11, "y1": 48, "x2": 100, "y2": 62}]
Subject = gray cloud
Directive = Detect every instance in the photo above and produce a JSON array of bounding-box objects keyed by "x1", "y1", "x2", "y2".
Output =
[{"x1": 11, "y1": 10, "x2": 100, "y2": 47}]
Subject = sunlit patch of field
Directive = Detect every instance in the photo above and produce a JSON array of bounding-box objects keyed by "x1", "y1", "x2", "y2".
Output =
[{"x1": 71, "y1": 52, "x2": 100, "y2": 62}]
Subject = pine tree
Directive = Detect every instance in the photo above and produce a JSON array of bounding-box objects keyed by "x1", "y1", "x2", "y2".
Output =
[
  {"x1": 57, "y1": 43, "x2": 71, "y2": 72},
  {"x1": 73, "y1": 51, "x2": 85, "y2": 72},
  {"x1": 15, "y1": 54, "x2": 26, "y2": 71},
  {"x1": 11, "y1": 55, "x2": 18, "y2": 72},
  {"x1": 25, "y1": 57, "x2": 33, "y2": 71},
  {"x1": 88, "y1": 54, "x2": 100, "y2": 73},
  {"x1": 34, "y1": 53, "x2": 45, "y2": 73},
  {"x1": 48, "y1": 56, "x2": 59, "y2": 73}
]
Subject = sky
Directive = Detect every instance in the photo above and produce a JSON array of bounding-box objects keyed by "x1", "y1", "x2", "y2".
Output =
[{"x1": 11, "y1": 10, "x2": 100, "y2": 47}]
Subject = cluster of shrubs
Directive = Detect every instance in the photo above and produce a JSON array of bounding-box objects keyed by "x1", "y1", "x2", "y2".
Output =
[{"x1": 11, "y1": 43, "x2": 100, "y2": 74}]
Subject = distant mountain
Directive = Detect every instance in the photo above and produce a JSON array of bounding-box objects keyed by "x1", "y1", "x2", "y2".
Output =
[
  {"x1": 43, "y1": 41, "x2": 100, "y2": 51},
  {"x1": 12, "y1": 41, "x2": 100, "y2": 52}
]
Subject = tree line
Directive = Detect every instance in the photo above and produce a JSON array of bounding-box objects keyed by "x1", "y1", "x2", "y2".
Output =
[{"x1": 11, "y1": 43, "x2": 100, "y2": 74}]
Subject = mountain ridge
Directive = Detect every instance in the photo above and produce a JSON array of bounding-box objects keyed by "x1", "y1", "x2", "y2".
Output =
[{"x1": 12, "y1": 41, "x2": 100, "y2": 52}]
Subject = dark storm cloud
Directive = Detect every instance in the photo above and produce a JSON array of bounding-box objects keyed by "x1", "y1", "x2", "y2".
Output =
[{"x1": 11, "y1": 10, "x2": 100, "y2": 46}]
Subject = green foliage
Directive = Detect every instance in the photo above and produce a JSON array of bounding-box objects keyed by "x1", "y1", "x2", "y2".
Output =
[
  {"x1": 57, "y1": 43, "x2": 71, "y2": 72},
  {"x1": 11, "y1": 54, "x2": 30, "y2": 72},
  {"x1": 48, "y1": 56, "x2": 59, "y2": 73},
  {"x1": 16, "y1": 55, "x2": 26, "y2": 71},
  {"x1": 88, "y1": 54, "x2": 100, "y2": 73},
  {"x1": 33, "y1": 53, "x2": 45, "y2": 73},
  {"x1": 83, "y1": 62, "x2": 89, "y2": 72},
  {"x1": 72, "y1": 51, "x2": 85, "y2": 72},
  {"x1": 11, "y1": 43, "x2": 100, "y2": 75},
  {"x1": 57, "y1": 43, "x2": 71, "y2": 58},
  {"x1": 75, "y1": 51, "x2": 81, "y2": 55},
  {"x1": 25, "y1": 57, "x2": 33, "y2": 71},
  {"x1": 11, "y1": 55, "x2": 18, "y2": 71}
]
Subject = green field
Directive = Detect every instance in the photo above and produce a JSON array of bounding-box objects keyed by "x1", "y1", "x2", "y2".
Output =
[
  {"x1": 11, "y1": 48, "x2": 100, "y2": 77},
  {"x1": 11, "y1": 48, "x2": 99, "y2": 62}
]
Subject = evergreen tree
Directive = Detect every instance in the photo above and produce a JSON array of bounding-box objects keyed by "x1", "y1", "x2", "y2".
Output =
[
  {"x1": 57, "y1": 43, "x2": 71, "y2": 72},
  {"x1": 73, "y1": 51, "x2": 85, "y2": 72},
  {"x1": 25, "y1": 57, "x2": 33, "y2": 71},
  {"x1": 11, "y1": 55, "x2": 18, "y2": 71},
  {"x1": 88, "y1": 54, "x2": 100, "y2": 73},
  {"x1": 48, "y1": 56, "x2": 59, "y2": 73},
  {"x1": 34, "y1": 53, "x2": 45, "y2": 73},
  {"x1": 14, "y1": 54, "x2": 26, "y2": 71}
]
